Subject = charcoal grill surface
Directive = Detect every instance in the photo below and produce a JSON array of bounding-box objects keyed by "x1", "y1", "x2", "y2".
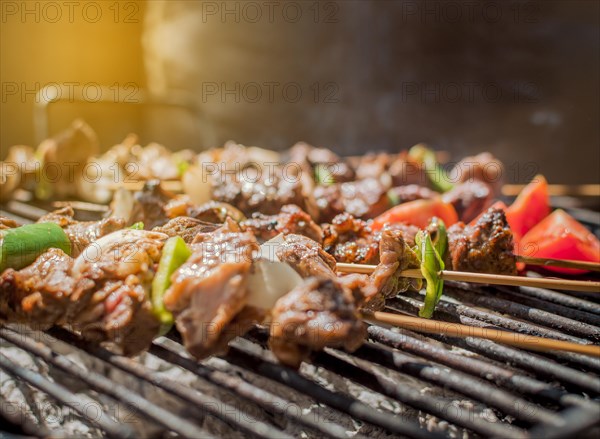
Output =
[{"x1": 1, "y1": 199, "x2": 599, "y2": 438}]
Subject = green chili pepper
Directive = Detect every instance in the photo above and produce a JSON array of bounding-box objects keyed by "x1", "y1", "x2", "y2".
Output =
[
  {"x1": 152, "y1": 236, "x2": 192, "y2": 334},
  {"x1": 315, "y1": 163, "x2": 335, "y2": 185},
  {"x1": 129, "y1": 222, "x2": 144, "y2": 230},
  {"x1": 428, "y1": 217, "x2": 448, "y2": 260},
  {"x1": 408, "y1": 144, "x2": 454, "y2": 193},
  {"x1": 415, "y1": 230, "x2": 445, "y2": 319},
  {"x1": 0, "y1": 223, "x2": 71, "y2": 272}
]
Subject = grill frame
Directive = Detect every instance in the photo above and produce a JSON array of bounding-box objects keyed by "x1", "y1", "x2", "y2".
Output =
[{"x1": 1, "y1": 199, "x2": 599, "y2": 439}]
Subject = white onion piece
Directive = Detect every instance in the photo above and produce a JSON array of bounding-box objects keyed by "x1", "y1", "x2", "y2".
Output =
[
  {"x1": 246, "y1": 234, "x2": 302, "y2": 310},
  {"x1": 182, "y1": 164, "x2": 212, "y2": 205}
]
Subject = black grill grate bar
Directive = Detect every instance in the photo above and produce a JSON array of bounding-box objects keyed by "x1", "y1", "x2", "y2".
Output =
[
  {"x1": 494, "y1": 285, "x2": 600, "y2": 318},
  {"x1": 149, "y1": 342, "x2": 364, "y2": 439},
  {"x1": 366, "y1": 324, "x2": 600, "y2": 398},
  {"x1": 347, "y1": 341, "x2": 569, "y2": 424},
  {"x1": 0, "y1": 328, "x2": 216, "y2": 439},
  {"x1": 441, "y1": 284, "x2": 600, "y2": 341},
  {"x1": 242, "y1": 327, "x2": 563, "y2": 427},
  {"x1": 222, "y1": 337, "x2": 445, "y2": 439},
  {"x1": 527, "y1": 405, "x2": 600, "y2": 439},
  {"x1": 389, "y1": 295, "x2": 600, "y2": 371},
  {"x1": 47, "y1": 328, "x2": 289, "y2": 439},
  {"x1": 0, "y1": 354, "x2": 135, "y2": 439},
  {"x1": 307, "y1": 346, "x2": 529, "y2": 438}
]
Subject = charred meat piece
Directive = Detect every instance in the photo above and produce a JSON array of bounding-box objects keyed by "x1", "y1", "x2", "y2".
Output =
[
  {"x1": 269, "y1": 277, "x2": 366, "y2": 368},
  {"x1": 314, "y1": 177, "x2": 390, "y2": 223},
  {"x1": 369, "y1": 229, "x2": 422, "y2": 303},
  {"x1": 451, "y1": 152, "x2": 504, "y2": 196},
  {"x1": 69, "y1": 229, "x2": 166, "y2": 355},
  {"x1": 165, "y1": 198, "x2": 246, "y2": 224},
  {"x1": 164, "y1": 231, "x2": 258, "y2": 359},
  {"x1": 446, "y1": 207, "x2": 517, "y2": 275},
  {"x1": 322, "y1": 213, "x2": 379, "y2": 264},
  {"x1": 153, "y1": 216, "x2": 219, "y2": 243},
  {"x1": 0, "y1": 248, "x2": 78, "y2": 326},
  {"x1": 211, "y1": 164, "x2": 314, "y2": 218},
  {"x1": 442, "y1": 180, "x2": 493, "y2": 223},
  {"x1": 0, "y1": 217, "x2": 19, "y2": 230},
  {"x1": 241, "y1": 204, "x2": 323, "y2": 244},
  {"x1": 382, "y1": 223, "x2": 420, "y2": 248},
  {"x1": 387, "y1": 185, "x2": 436, "y2": 205},
  {"x1": 37, "y1": 207, "x2": 125, "y2": 257},
  {"x1": 129, "y1": 180, "x2": 175, "y2": 229},
  {"x1": 288, "y1": 142, "x2": 356, "y2": 183},
  {"x1": 275, "y1": 234, "x2": 337, "y2": 279}
]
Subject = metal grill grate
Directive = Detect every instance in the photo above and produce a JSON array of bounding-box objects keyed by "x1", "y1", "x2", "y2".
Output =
[{"x1": 1, "y1": 200, "x2": 599, "y2": 438}]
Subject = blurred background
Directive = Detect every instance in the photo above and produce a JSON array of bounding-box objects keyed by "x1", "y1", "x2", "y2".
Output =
[{"x1": 1, "y1": 0, "x2": 598, "y2": 183}]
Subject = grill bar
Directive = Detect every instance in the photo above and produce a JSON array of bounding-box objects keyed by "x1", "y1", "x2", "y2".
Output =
[
  {"x1": 0, "y1": 354, "x2": 135, "y2": 439},
  {"x1": 148, "y1": 343, "x2": 361, "y2": 439},
  {"x1": 495, "y1": 285, "x2": 600, "y2": 316},
  {"x1": 47, "y1": 327, "x2": 288, "y2": 439},
  {"x1": 0, "y1": 327, "x2": 216, "y2": 439},
  {"x1": 223, "y1": 337, "x2": 444, "y2": 439}
]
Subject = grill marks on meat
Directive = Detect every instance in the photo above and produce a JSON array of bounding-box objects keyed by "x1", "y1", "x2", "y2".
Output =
[
  {"x1": 37, "y1": 207, "x2": 125, "y2": 257},
  {"x1": 446, "y1": 207, "x2": 517, "y2": 275},
  {"x1": 164, "y1": 231, "x2": 259, "y2": 358},
  {"x1": 269, "y1": 277, "x2": 366, "y2": 368},
  {"x1": 241, "y1": 204, "x2": 323, "y2": 244},
  {"x1": 322, "y1": 213, "x2": 379, "y2": 264}
]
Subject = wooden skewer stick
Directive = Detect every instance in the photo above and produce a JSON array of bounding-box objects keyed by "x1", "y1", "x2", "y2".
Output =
[
  {"x1": 502, "y1": 184, "x2": 600, "y2": 197},
  {"x1": 517, "y1": 255, "x2": 600, "y2": 272},
  {"x1": 336, "y1": 263, "x2": 600, "y2": 293},
  {"x1": 53, "y1": 201, "x2": 110, "y2": 213},
  {"x1": 363, "y1": 310, "x2": 600, "y2": 358}
]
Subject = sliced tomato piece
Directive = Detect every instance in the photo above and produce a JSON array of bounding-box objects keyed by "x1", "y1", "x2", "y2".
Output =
[
  {"x1": 505, "y1": 175, "x2": 550, "y2": 238},
  {"x1": 371, "y1": 198, "x2": 458, "y2": 230},
  {"x1": 520, "y1": 209, "x2": 600, "y2": 274}
]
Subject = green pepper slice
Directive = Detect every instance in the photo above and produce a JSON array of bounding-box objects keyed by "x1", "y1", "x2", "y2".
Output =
[
  {"x1": 151, "y1": 236, "x2": 192, "y2": 334},
  {"x1": 0, "y1": 223, "x2": 71, "y2": 272},
  {"x1": 415, "y1": 229, "x2": 446, "y2": 319},
  {"x1": 408, "y1": 144, "x2": 454, "y2": 193}
]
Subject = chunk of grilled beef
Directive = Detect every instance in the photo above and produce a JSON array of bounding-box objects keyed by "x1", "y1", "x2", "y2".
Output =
[
  {"x1": 288, "y1": 142, "x2": 356, "y2": 183},
  {"x1": 442, "y1": 181, "x2": 493, "y2": 223},
  {"x1": 451, "y1": 152, "x2": 504, "y2": 196},
  {"x1": 129, "y1": 180, "x2": 175, "y2": 229},
  {"x1": 446, "y1": 207, "x2": 517, "y2": 275},
  {"x1": 153, "y1": 216, "x2": 219, "y2": 243},
  {"x1": 269, "y1": 277, "x2": 366, "y2": 368},
  {"x1": 37, "y1": 207, "x2": 125, "y2": 257},
  {"x1": 165, "y1": 198, "x2": 247, "y2": 224},
  {"x1": 0, "y1": 216, "x2": 19, "y2": 230},
  {"x1": 322, "y1": 213, "x2": 379, "y2": 264},
  {"x1": 69, "y1": 229, "x2": 166, "y2": 355},
  {"x1": 241, "y1": 204, "x2": 323, "y2": 244},
  {"x1": 275, "y1": 234, "x2": 337, "y2": 279},
  {"x1": 163, "y1": 231, "x2": 258, "y2": 359},
  {"x1": 0, "y1": 248, "x2": 79, "y2": 326},
  {"x1": 314, "y1": 177, "x2": 391, "y2": 223}
]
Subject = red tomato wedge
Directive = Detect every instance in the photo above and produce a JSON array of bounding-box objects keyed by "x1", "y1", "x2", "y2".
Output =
[
  {"x1": 371, "y1": 198, "x2": 458, "y2": 230},
  {"x1": 505, "y1": 175, "x2": 550, "y2": 239},
  {"x1": 520, "y1": 209, "x2": 600, "y2": 274}
]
